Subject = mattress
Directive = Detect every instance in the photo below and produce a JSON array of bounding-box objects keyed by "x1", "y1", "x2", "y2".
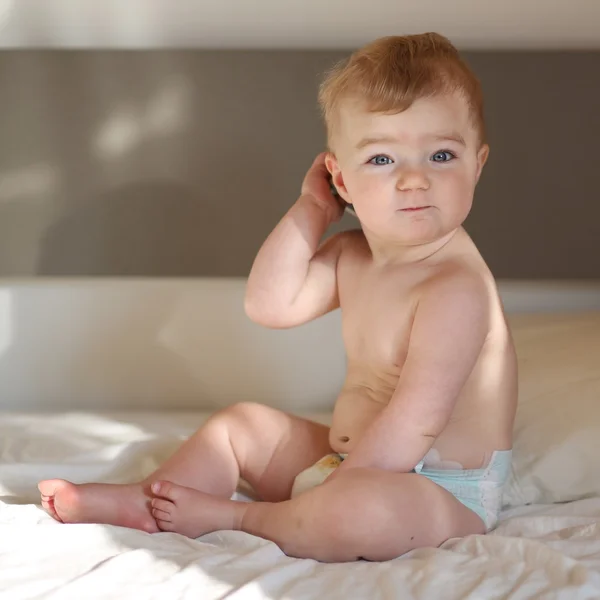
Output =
[{"x1": 3, "y1": 410, "x2": 600, "y2": 600}]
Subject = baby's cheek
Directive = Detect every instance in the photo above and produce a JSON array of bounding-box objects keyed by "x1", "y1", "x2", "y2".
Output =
[
  {"x1": 347, "y1": 177, "x2": 378, "y2": 198},
  {"x1": 440, "y1": 172, "x2": 475, "y2": 204}
]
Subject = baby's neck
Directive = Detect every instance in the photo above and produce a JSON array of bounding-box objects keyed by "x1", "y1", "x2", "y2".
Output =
[{"x1": 362, "y1": 228, "x2": 462, "y2": 267}]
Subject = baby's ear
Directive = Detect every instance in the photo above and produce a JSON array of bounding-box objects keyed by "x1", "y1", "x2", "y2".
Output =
[
  {"x1": 324, "y1": 151, "x2": 338, "y2": 176},
  {"x1": 475, "y1": 144, "x2": 490, "y2": 183},
  {"x1": 325, "y1": 153, "x2": 350, "y2": 201}
]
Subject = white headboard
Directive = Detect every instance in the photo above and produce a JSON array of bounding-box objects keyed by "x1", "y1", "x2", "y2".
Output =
[{"x1": 0, "y1": 278, "x2": 599, "y2": 412}]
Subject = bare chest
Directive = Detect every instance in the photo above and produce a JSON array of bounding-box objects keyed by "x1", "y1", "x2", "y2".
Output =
[{"x1": 338, "y1": 269, "x2": 419, "y2": 365}]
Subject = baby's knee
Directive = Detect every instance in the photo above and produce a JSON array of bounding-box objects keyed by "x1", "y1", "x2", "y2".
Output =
[
  {"x1": 207, "y1": 402, "x2": 291, "y2": 447},
  {"x1": 209, "y1": 401, "x2": 266, "y2": 427}
]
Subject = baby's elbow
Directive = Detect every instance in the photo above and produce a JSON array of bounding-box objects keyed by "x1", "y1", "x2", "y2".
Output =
[
  {"x1": 244, "y1": 295, "x2": 265, "y2": 324},
  {"x1": 244, "y1": 296, "x2": 276, "y2": 327},
  {"x1": 417, "y1": 418, "x2": 448, "y2": 441},
  {"x1": 244, "y1": 296, "x2": 296, "y2": 329}
]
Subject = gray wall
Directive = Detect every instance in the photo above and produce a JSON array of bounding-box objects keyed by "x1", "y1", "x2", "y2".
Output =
[{"x1": 0, "y1": 50, "x2": 598, "y2": 279}]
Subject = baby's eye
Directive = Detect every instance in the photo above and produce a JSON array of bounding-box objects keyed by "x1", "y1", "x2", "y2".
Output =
[
  {"x1": 431, "y1": 150, "x2": 455, "y2": 163},
  {"x1": 368, "y1": 155, "x2": 393, "y2": 166}
]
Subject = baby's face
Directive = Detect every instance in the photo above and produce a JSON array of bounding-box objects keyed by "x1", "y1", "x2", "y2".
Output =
[{"x1": 327, "y1": 92, "x2": 488, "y2": 246}]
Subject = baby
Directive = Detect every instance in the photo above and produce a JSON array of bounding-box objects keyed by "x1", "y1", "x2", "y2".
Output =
[{"x1": 38, "y1": 32, "x2": 517, "y2": 563}]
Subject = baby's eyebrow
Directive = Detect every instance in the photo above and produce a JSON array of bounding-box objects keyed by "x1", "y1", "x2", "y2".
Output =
[
  {"x1": 355, "y1": 135, "x2": 397, "y2": 149},
  {"x1": 356, "y1": 132, "x2": 466, "y2": 149},
  {"x1": 429, "y1": 132, "x2": 466, "y2": 146}
]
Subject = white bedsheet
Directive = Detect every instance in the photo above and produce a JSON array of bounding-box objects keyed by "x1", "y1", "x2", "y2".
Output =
[{"x1": 2, "y1": 411, "x2": 600, "y2": 600}]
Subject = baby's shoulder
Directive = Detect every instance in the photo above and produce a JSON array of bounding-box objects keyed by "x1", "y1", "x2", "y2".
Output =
[
  {"x1": 332, "y1": 228, "x2": 370, "y2": 263},
  {"x1": 429, "y1": 259, "x2": 492, "y2": 288},
  {"x1": 337, "y1": 228, "x2": 368, "y2": 247},
  {"x1": 418, "y1": 261, "x2": 494, "y2": 316}
]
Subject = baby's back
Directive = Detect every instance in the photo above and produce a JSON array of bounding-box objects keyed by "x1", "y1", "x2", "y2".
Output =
[{"x1": 329, "y1": 228, "x2": 518, "y2": 470}]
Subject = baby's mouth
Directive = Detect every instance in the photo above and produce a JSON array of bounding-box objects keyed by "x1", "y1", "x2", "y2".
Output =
[{"x1": 399, "y1": 206, "x2": 431, "y2": 212}]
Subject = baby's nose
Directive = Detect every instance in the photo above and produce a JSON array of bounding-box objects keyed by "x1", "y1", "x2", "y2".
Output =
[{"x1": 396, "y1": 168, "x2": 430, "y2": 191}]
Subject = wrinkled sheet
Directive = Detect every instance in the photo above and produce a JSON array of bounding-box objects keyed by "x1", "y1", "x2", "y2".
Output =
[{"x1": 1, "y1": 411, "x2": 600, "y2": 600}]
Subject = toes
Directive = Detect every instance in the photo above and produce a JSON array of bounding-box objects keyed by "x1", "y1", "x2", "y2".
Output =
[
  {"x1": 151, "y1": 497, "x2": 176, "y2": 527},
  {"x1": 151, "y1": 498, "x2": 174, "y2": 513},
  {"x1": 156, "y1": 518, "x2": 175, "y2": 532},
  {"x1": 151, "y1": 508, "x2": 172, "y2": 522},
  {"x1": 41, "y1": 498, "x2": 63, "y2": 522},
  {"x1": 38, "y1": 479, "x2": 66, "y2": 497},
  {"x1": 151, "y1": 481, "x2": 183, "y2": 502},
  {"x1": 151, "y1": 498, "x2": 175, "y2": 524}
]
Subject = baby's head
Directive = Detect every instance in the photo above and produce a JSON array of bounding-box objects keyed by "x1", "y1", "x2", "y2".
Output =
[{"x1": 319, "y1": 32, "x2": 489, "y2": 247}]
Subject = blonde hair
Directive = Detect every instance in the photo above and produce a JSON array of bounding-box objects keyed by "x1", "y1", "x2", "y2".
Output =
[{"x1": 318, "y1": 32, "x2": 486, "y2": 147}]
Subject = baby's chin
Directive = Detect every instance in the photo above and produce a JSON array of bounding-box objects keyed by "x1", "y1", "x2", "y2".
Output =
[{"x1": 362, "y1": 216, "x2": 452, "y2": 244}]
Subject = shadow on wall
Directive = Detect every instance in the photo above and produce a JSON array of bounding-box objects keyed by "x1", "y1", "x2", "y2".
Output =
[
  {"x1": 36, "y1": 179, "x2": 225, "y2": 276},
  {"x1": 34, "y1": 176, "x2": 357, "y2": 277}
]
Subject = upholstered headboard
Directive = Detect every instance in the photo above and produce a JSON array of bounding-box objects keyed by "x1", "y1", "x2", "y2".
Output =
[
  {"x1": 0, "y1": 278, "x2": 598, "y2": 412},
  {"x1": 0, "y1": 50, "x2": 599, "y2": 280}
]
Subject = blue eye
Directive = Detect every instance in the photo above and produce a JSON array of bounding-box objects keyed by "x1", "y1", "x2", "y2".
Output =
[
  {"x1": 368, "y1": 155, "x2": 392, "y2": 166},
  {"x1": 431, "y1": 151, "x2": 455, "y2": 163}
]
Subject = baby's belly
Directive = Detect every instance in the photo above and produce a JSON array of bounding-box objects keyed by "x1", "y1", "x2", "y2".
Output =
[
  {"x1": 329, "y1": 391, "x2": 387, "y2": 453},
  {"x1": 329, "y1": 382, "x2": 494, "y2": 469},
  {"x1": 329, "y1": 363, "x2": 401, "y2": 453}
]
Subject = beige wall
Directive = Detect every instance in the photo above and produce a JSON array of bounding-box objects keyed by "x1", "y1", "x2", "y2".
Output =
[{"x1": 0, "y1": 50, "x2": 598, "y2": 279}]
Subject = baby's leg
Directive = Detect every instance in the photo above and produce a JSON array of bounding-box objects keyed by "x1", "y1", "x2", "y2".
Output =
[
  {"x1": 38, "y1": 402, "x2": 331, "y2": 532},
  {"x1": 150, "y1": 467, "x2": 485, "y2": 562}
]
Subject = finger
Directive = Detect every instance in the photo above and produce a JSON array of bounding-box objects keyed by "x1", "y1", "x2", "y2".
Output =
[
  {"x1": 310, "y1": 152, "x2": 331, "y2": 174},
  {"x1": 312, "y1": 151, "x2": 328, "y2": 165}
]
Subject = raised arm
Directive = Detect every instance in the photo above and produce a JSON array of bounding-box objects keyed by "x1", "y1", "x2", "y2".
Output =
[
  {"x1": 245, "y1": 153, "x2": 347, "y2": 329},
  {"x1": 334, "y1": 272, "x2": 490, "y2": 474}
]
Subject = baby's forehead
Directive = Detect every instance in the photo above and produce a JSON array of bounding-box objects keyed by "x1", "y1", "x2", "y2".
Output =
[{"x1": 333, "y1": 93, "x2": 475, "y2": 147}]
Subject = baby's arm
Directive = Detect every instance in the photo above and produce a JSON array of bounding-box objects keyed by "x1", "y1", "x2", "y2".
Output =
[
  {"x1": 245, "y1": 153, "x2": 346, "y2": 328},
  {"x1": 335, "y1": 273, "x2": 489, "y2": 474}
]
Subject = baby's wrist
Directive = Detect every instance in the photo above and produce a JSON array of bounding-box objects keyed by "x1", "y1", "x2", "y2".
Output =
[{"x1": 297, "y1": 193, "x2": 340, "y2": 223}]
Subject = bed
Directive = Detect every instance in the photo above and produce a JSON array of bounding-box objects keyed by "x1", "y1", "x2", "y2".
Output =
[{"x1": 2, "y1": 278, "x2": 600, "y2": 599}]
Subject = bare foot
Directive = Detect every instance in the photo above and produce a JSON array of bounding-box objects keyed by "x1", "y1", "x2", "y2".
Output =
[
  {"x1": 37, "y1": 479, "x2": 159, "y2": 533},
  {"x1": 150, "y1": 481, "x2": 246, "y2": 538}
]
